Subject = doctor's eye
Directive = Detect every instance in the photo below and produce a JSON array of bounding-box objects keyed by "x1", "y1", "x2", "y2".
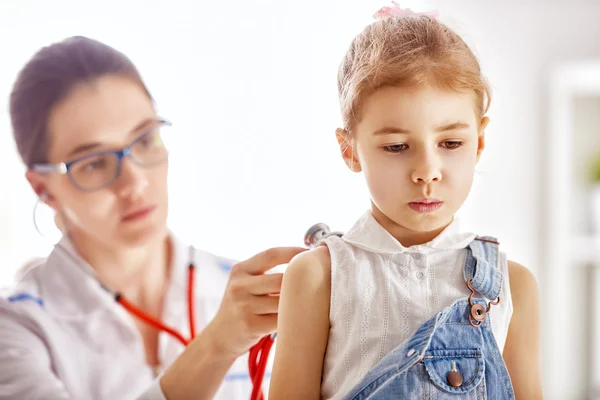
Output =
[
  {"x1": 138, "y1": 130, "x2": 164, "y2": 149},
  {"x1": 74, "y1": 155, "x2": 112, "y2": 174}
]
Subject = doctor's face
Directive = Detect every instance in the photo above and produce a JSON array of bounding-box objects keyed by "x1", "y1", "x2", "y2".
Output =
[{"x1": 28, "y1": 74, "x2": 170, "y2": 248}]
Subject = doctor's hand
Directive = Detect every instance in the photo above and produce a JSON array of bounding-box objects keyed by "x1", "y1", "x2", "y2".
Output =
[
  {"x1": 206, "y1": 246, "x2": 307, "y2": 358},
  {"x1": 159, "y1": 246, "x2": 306, "y2": 400}
]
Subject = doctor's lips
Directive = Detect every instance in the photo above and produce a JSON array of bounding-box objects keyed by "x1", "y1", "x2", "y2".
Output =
[
  {"x1": 408, "y1": 198, "x2": 443, "y2": 213},
  {"x1": 121, "y1": 205, "x2": 157, "y2": 222}
]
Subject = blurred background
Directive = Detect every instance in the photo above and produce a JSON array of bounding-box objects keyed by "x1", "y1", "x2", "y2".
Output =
[{"x1": 1, "y1": 0, "x2": 599, "y2": 398}]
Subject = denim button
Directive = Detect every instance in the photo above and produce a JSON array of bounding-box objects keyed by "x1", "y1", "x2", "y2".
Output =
[
  {"x1": 448, "y1": 370, "x2": 463, "y2": 387},
  {"x1": 407, "y1": 349, "x2": 416, "y2": 357}
]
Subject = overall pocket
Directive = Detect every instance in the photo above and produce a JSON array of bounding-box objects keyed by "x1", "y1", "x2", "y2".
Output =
[{"x1": 423, "y1": 348, "x2": 486, "y2": 399}]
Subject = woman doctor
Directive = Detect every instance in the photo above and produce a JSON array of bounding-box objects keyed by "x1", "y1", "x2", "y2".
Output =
[{"x1": 0, "y1": 36, "x2": 304, "y2": 400}]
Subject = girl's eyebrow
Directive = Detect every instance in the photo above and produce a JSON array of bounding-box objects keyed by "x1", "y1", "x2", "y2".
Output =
[{"x1": 372, "y1": 121, "x2": 470, "y2": 136}]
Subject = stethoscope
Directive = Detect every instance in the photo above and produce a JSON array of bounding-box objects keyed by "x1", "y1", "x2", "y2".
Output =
[{"x1": 53, "y1": 222, "x2": 343, "y2": 400}]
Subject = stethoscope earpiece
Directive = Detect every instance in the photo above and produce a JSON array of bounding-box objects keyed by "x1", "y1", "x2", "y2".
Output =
[{"x1": 304, "y1": 223, "x2": 343, "y2": 248}]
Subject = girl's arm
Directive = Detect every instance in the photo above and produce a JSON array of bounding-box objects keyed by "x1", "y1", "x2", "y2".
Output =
[
  {"x1": 502, "y1": 261, "x2": 544, "y2": 399},
  {"x1": 268, "y1": 247, "x2": 332, "y2": 400}
]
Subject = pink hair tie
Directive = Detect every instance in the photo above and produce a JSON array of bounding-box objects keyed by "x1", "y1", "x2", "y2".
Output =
[{"x1": 373, "y1": 1, "x2": 439, "y2": 20}]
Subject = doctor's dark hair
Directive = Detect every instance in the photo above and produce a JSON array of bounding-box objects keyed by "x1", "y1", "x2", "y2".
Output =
[
  {"x1": 9, "y1": 36, "x2": 152, "y2": 169},
  {"x1": 338, "y1": 15, "x2": 491, "y2": 131}
]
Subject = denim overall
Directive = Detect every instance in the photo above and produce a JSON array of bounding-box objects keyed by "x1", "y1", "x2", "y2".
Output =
[{"x1": 340, "y1": 237, "x2": 515, "y2": 400}]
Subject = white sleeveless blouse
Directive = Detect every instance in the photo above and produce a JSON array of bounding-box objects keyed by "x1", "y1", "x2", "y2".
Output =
[{"x1": 320, "y1": 211, "x2": 513, "y2": 400}]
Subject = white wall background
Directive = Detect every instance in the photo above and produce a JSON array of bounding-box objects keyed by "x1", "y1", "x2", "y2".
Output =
[{"x1": 1, "y1": 0, "x2": 600, "y2": 398}]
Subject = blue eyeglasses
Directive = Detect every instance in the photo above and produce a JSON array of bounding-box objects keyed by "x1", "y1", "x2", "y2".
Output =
[{"x1": 33, "y1": 119, "x2": 171, "y2": 192}]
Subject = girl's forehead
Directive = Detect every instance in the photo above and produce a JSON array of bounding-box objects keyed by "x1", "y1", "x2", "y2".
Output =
[{"x1": 356, "y1": 86, "x2": 479, "y2": 131}]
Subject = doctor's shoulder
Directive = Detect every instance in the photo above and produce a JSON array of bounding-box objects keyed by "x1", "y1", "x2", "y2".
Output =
[{"x1": 0, "y1": 256, "x2": 48, "y2": 318}]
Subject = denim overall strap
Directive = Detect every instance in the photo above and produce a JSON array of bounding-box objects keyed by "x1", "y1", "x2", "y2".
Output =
[
  {"x1": 339, "y1": 235, "x2": 515, "y2": 400},
  {"x1": 463, "y1": 236, "x2": 502, "y2": 301},
  {"x1": 340, "y1": 297, "x2": 496, "y2": 400}
]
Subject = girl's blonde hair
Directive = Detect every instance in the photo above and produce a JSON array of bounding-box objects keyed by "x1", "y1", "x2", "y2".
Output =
[{"x1": 338, "y1": 15, "x2": 491, "y2": 131}]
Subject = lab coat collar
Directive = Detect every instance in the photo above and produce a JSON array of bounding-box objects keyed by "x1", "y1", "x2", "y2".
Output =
[{"x1": 37, "y1": 232, "x2": 189, "y2": 319}]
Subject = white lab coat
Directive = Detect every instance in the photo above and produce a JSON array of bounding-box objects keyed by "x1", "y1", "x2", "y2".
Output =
[{"x1": 0, "y1": 233, "x2": 272, "y2": 400}]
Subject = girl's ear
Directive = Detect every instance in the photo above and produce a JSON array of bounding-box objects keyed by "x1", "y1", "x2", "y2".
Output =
[
  {"x1": 476, "y1": 116, "x2": 490, "y2": 162},
  {"x1": 336, "y1": 128, "x2": 361, "y2": 172}
]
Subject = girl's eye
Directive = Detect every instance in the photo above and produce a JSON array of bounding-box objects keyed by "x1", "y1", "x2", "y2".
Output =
[
  {"x1": 383, "y1": 144, "x2": 408, "y2": 153},
  {"x1": 441, "y1": 140, "x2": 463, "y2": 150}
]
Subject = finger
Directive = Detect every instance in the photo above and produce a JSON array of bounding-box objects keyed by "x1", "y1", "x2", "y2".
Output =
[
  {"x1": 244, "y1": 273, "x2": 284, "y2": 295},
  {"x1": 248, "y1": 295, "x2": 280, "y2": 315},
  {"x1": 249, "y1": 314, "x2": 278, "y2": 336},
  {"x1": 236, "y1": 247, "x2": 307, "y2": 275}
]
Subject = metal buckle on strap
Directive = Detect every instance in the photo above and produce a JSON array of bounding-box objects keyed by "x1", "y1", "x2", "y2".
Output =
[{"x1": 466, "y1": 278, "x2": 500, "y2": 328}]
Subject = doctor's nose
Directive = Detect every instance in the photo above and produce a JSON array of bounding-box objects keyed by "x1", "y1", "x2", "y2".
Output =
[{"x1": 116, "y1": 160, "x2": 149, "y2": 199}]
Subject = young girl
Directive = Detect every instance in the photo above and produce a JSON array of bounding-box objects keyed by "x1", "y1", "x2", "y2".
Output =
[{"x1": 269, "y1": 4, "x2": 542, "y2": 400}]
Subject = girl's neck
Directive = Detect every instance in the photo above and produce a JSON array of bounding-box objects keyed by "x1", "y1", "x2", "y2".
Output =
[{"x1": 371, "y1": 205, "x2": 451, "y2": 247}]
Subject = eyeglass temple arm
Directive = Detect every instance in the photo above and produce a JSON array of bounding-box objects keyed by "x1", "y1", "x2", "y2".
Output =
[{"x1": 32, "y1": 163, "x2": 67, "y2": 174}]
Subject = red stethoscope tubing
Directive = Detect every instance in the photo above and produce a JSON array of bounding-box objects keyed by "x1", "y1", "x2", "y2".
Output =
[
  {"x1": 115, "y1": 262, "x2": 272, "y2": 400},
  {"x1": 248, "y1": 334, "x2": 275, "y2": 400}
]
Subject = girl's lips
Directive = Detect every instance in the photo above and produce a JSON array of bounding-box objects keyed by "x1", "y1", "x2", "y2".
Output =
[{"x1": 408, "y1": 200, "x2": 443, "y2": 213}]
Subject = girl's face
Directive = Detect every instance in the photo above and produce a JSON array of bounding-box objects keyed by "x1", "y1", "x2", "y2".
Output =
[
  {"x1": 338, "y1": 85, "x2": 488, "y2": 245},
  {"x1": 26, "y1": 75, "x2": 170, "y2": 248}
]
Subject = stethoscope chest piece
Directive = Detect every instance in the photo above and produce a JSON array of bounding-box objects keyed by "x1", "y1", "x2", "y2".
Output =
[{"x1": 304, "y1": 223, "x2": 343, "y2": 248}]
